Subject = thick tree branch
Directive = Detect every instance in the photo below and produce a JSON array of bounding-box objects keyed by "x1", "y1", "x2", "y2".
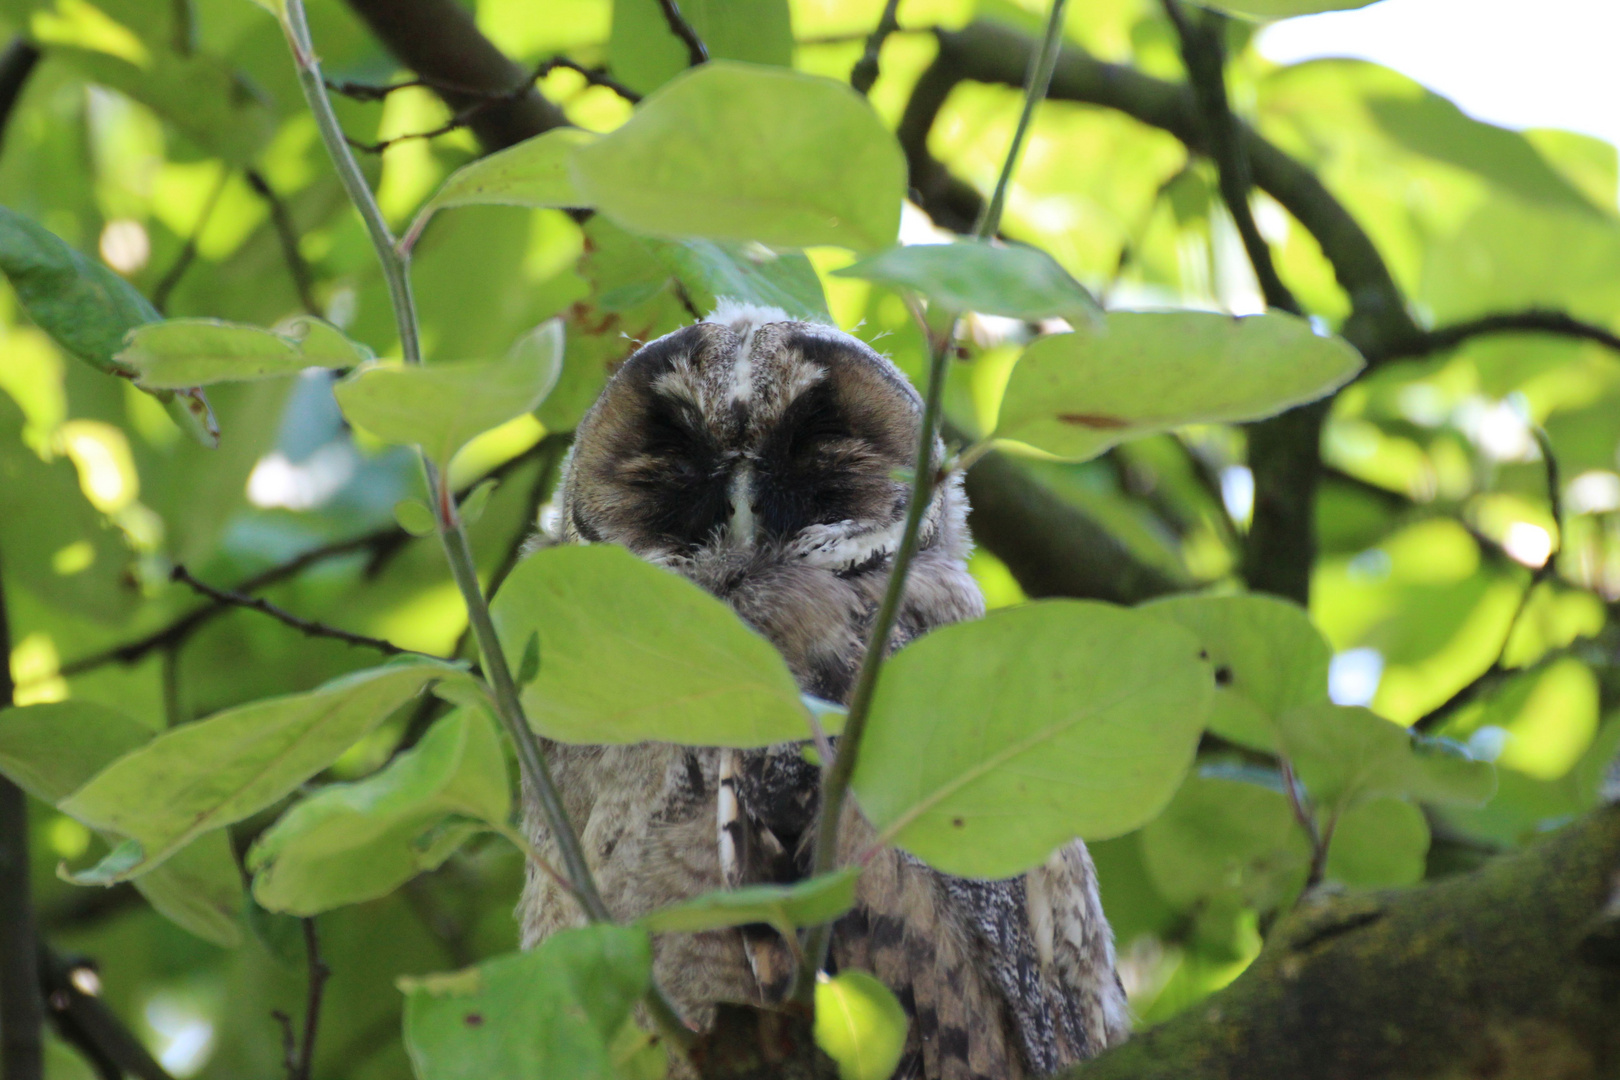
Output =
[
  {"x1": 850, "y1": 0, "x2": 902, "y2": 96},
  {"x1": 0, "y1": 38, "x2": 41, "y2": 152},
  {"x1": 0, "y1": 553, "x2": 44, "y2": 1080},
  {"x1": 41, "y1": 946, "x2": 175, "y2": 1080},
  {"x1": 339, "y1": 0, "x2": 566, "y2": 151},
  {"x1": 1387, "y1": 309, "x2": 1620, "y2": 363},
  {"x1": 1063, "y1": 804, "x2": 1620, "y2": 1079}
]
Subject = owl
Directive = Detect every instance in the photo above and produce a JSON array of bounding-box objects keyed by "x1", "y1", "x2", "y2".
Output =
[{"x1": 519, "y1": 301, "x2": 1130, "y2": 1079}]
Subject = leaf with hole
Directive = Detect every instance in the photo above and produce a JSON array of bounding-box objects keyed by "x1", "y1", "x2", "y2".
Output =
[
  {"x1": 400, "y1": 926, "x2": 652, "y2": 1080},
  {"x1": 1140, "y1": 593, "x2": 1332, "y2": 752},
  {"x1": 119, "y1": 316, "x2": 372, "y2": 388},
  {"x1": 490, "y1": 544, "x2": 813, "y2": 747},
  {"x1": 58, "y1": 659, "x2": 460, "y2": 884},
  {"x1": 638, "y1": 868, "x2": 858, "y2": 937},
  {"x1": 334, "y1": 319, "x2": 563, "y2": 469},
  {"x1": 834, "y1": 241, "x2": 1100, "y2": 323},
  {"x1": 995, "y1": 311, "x2": 1363, "y2": 461},
  {"x1": 851, "y1": 601, "x2": 1213, "y2": 879},
  {"x1": 814, "y1": 970, "x2": 908, "y2": 1080},
  {"x1": 248, "y1": 708, "x2": 510, "y2": 915},
  {"x1": 571, "y1": 61, "x2": 904, "y2": 251}
]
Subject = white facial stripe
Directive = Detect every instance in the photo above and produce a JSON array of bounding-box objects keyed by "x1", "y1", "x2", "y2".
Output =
[{"x1": 728, "y1": 461, "x2": 756, "y2": 548}]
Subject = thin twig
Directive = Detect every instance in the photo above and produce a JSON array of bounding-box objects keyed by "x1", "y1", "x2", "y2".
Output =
[
  {"x1": 293, "y1": 919, "x2": 329, "y2": 1080},
  {"x1": 280, "y1": 0, "x2": 694, "y2": 1049},
  {"x1": 1279, "y1": 758, "x2": 1326, "y2": 892},
  {"x1": 245, "y1": 168, "x2": 321, "y2": 316},
  {"x1": 850, "y1": 0, "x2": 903, "y2": 96},
  {"x1": 152, "y1": 167, "x2": 231, "y2": 314},
  {"x1": 168, "y1": 564, "x2": 433, "y2": 659},
  {"x1": 657, "y1": 0, "x2": 709, "y2": 67},
  {"x1": 271, "y1": 1011, "x2": 297, "y2": 1080},
  {"x1": 797, "y1": 0, "x2": 1071, "y2": 1002},
  {"x1": 1162, "y1": 0, "x2": 1298, "y2": 315},
  {"x1": 0, "y1": 552, "x2": 44, "y2": 1080},
  {"x1": 1387, "y1": 309, "x2": 1620, "y2": 364},
  {"x1": 1414, "y1": 429, "x2": 1564, "y2": 735},
  {"x1": 971, "y1": 0, "x2": 1069, "y2": 238}
]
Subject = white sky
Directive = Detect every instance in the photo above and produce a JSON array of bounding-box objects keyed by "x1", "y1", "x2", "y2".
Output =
[{"x1": 1259, "y1": 0, "x2": 1620, "y2": 152}]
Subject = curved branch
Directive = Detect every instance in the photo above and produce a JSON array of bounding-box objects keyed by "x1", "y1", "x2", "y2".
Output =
[
  {"x1": 657, "y1": 0, "x2": 709, "y2": 67},
  {"x1": 1388, "y1": 309, "x2": 1620, "y2": 363}
]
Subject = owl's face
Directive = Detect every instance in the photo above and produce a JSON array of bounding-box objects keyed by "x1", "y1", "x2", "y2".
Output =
[{"x1": 560, "y1": 303, "x2": 945, "y2": 574}]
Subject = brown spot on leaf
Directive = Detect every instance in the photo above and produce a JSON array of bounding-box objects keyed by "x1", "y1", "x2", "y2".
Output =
[
  {"x1": 952, "y1": 817, "x2": 965, "y2": 828},
  {"x1": 1057, "y1": 412, "x2": 1130, "y2": 429},
  {"x1": 464, "y1": 1013, "x2": 484, "y2": 1027}
]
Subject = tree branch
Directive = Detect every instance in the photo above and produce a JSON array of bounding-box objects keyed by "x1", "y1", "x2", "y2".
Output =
[
  {"x1": 292, "y1": 919, "x2": 328, "y2": 1080},
  {"x1": 0, "y1": 552, "x2": 44, "y2": 1080},
  {"x1": 0, "y1": 38, "x2": 41, "y2": 152},
  {"x1": 41, "y1": 946, "x2": 175, "y2": 1080},
  {"x1": 1062, "y1": 804, "x2": 1620, "y2": 1079},
  {"x1": 657, "y1": 0, "x2": 709, "y2": 67},
  {"x1": 245, "y1": 168, "x2": 321, "y2": 316},
  {"x1": 339, "y1": 0, "x2": 567, "y2": 151},
  {"x1": 1386, "y1": 308, "x2": 1620, "y2": 364},
  {"x1": 168, "y1": 564, "x2": 433, "y2": 659},
  {"x1": 849, "y1": 0, "x2": 902, "y2": 96}
]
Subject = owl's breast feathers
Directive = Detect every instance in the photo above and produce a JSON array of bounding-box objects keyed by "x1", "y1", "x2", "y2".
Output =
[{"x1": 521, "y1": 309, "x2": 1128, "y2": 1079}]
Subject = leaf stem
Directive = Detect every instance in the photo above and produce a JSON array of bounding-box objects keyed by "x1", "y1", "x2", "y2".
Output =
[
  {"x1": 795, "y1": 0, "x2": 1069, "y2": 1002},
  {"x1": 277, "y1": 0, "x2": 693, "y2": 1049},
  {"x1": 971, "y1": 0, "x2": 1069, "y2": 241}
]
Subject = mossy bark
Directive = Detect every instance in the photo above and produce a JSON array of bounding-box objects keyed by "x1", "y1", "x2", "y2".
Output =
[{"x1": 1064, "y1": 806, "x2": 1620, "y2": 1080}]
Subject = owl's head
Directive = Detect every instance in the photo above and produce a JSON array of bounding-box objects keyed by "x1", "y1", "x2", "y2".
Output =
[{"x1": 558, "y1": 301, "x2": 953, "y2": 575}]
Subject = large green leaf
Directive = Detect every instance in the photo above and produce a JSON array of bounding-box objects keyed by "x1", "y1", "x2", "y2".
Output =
[
  {"x1": 58, "y1": 660, "x2": 459, "y2": 883},
  {"x1": 248, "y1": 708, "x2": 511, "y2": 915},
  {"x1": 119, "y1": 317, "x2": 372, "y2": 388},
  {"x1": 659, "y1": 239, "x2": 830, "y2": 322},
  {"x1": 995, "y1": 312, "x2": 1363, "y2": 461},
  {"x1": 609, "y1": 0, "x2": 794, "y2": 96},
  {"x1": 1201, "y1": 0, "x2": 1379, "y2": 16},
  {"x1": 571, "y1": 62, "x2": 904, "y2": 251},
  {"x1": 334, "y1": 320, "x2": 563, "y2": 469},
  {"x1": 0, "y1": 205, "x2": 215, "y2": 444},
  {"x1": 852, "y1": 601, "x2": 1213, "y2": 879},
  {"x1": 0, "y1": 701, "x2": 244, "y2": 946},
  {"x1": 813, "y1": 970, "x2": 908, "y2": 1080},
  {"x1": 1140, "y1": 594, "x2": 1332, "y2": 752},
  {"x1": 834, "y1": 241, "x2": 1100, "y2": 323},
  {"x1": 1275, "y1": 704, "x2": 1497, "y2": 814},
  {"x1": 1325, "y1": 796, "x2": 1429, "y2": 887},
  {"x1": 637, "y1": 869, "x2": 858, "y2": 937},
  {"x1": 489, "y1": 545, "x2": 810, "y2": 746},
  {"x1": 413, "y1": 127, "x2": 598, "y2": 228},
  {"x1": 400, "y1": 926, "x2": 652, "y2": 1080},
  {"x1": 1140, "y1": 773, "x2": 1308, "y2": 911}
]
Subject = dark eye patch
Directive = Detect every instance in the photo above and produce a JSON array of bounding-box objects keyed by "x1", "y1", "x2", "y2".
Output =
[
  {"x1": 753, "y1": 381, "x2": 879, "y2": 541},
  {"x1": 624, "y1": 393, "x2": 731, "y2": 548}
]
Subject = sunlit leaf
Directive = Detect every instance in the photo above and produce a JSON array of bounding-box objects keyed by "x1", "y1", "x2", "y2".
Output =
[
  {"x1": 400, "y1": 926, "x2": 652, "y2": 1080},
  {"x1": 334, "y1": 319, "x2": 563, "y2": 469},
  {"x1": 490, "y1": 545, "x2": 811, "y2": 746},
  {"x1": 413, "y1": 127, "x2": 598, "y2": 233},
  {"x1": 248, "y1": 708, "x2": 511, "y2": 915},
  {"x1": 1275, "y1": 704, "x2": 1497, "y2": 814},
  {"x1": 813, "y1": 970, "x2": 908, "y2": 1080},
  {"x1": 571, "y1": 62, "x2": 904, "y2": 251},
  {"x1": 834, "y1": 241, "x2": 1100, "y2": 323},
  {"x1": 0, "y1": 204, "x2": 216, "y2": 445},
  {"x1": 852, "y1": 601, "x2": 1213, "y2": 879},
  {"x1": 637, "y1": 869, "x2": 858, "y2": 936},
  {"x1": 1140, "y1": 593, "x2": 1332, "y2": 751},
  {"x1": 1325, "y1": 796, "x2": 1429, "y2": 887},
  {"x1": 1200, "y1": 0, "x2": 1379, "y2": 17},
  {"x1": 119, "y1": 316, "x2": 372, "y2": 388},
  {"x1": 996, "y1": 312, "x2": 1363, "y2": 461},
  {"x1": 59, "y1": 659, "x2": 459, "y2": 883}
]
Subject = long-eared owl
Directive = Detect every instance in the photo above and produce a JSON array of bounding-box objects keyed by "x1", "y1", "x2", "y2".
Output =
[{"x1": 519, "y1": 301, "x2": 1130, "y2": 1078}]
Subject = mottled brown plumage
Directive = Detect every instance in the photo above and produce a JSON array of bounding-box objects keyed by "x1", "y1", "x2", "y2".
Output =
[{"x1": 520, "y1": 303, "x2": 1130, "y2": 1077}]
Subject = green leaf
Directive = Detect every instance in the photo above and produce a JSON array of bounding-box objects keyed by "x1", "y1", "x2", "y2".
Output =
[
  {"x1": 637, "y1": 869, "x2": 858, "y2": 937},
  {"x1": 334, "y1": 319, "x2": 563, "y2": 469},
  {"x1": 248, "y1": 708, "x2": 510, "y2": 915},
  {"x1": 813, "y1": 970, "x2": 908, "y2": 1080},
  {"x1": 489, "y1": 545, "x2": 811, "y2": 747},
  {"x1": 0, "y1": 204, "x2": 215, "y2": 446},
  {"x1": 54, "y1": 46, "x2": 274, "y2": 165},
  {"x1": 657, "y1": 239, "x2": 830, "y2": 322},
  {"x1": 1325, "y1": 797, "x2": 1429, "y2": 887},
  {"x1": 0, "y1": 701, "x2": 243, "y2": 946},
  {"x1": 851, "y1": 601, "x2": 1213, "y2": 879},
  {"x1": 834, "y1": 241, "x2": 1100, "y2": 323},
  {"x1": 1199, "y1": 0, "x2": 1379, "y2": 16},
  {"x1": 1140, "y1": 774, "x2": 1308, "y2": 911},
  {"x1": 409, "y1": 127, "x2": 598, "y2": 244},
  {"x1": 119, "y1": 317, "x2": 372, "y2": 388},
  {"x1": 1139, "y1": 594, "x2": 1332, "y2": 752},
  {"x1": 1275, "y1": 704, "x2": 1497, "y2": 814},
  {"x1": 58, "y1": 659, "x2": 457, "y2": 883},
  {"x1": 995, "y1": 312, "x2": 1364, "y2": 461},
  {"x1": 400, "y1": 926, "x2": 652, "y2": 1080},
  {"x1": 571, "y1": 62, "x2": 904, "y2": 251},
  {"x1": 458, "y1": 479, "x2": 498, "y2": 527},
  {"x1": 394, "y1": 497, "x2": 438, "y2": 537},
  {"x1": 609, "y1": 0, "x2": 793, "y2": 97}
]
